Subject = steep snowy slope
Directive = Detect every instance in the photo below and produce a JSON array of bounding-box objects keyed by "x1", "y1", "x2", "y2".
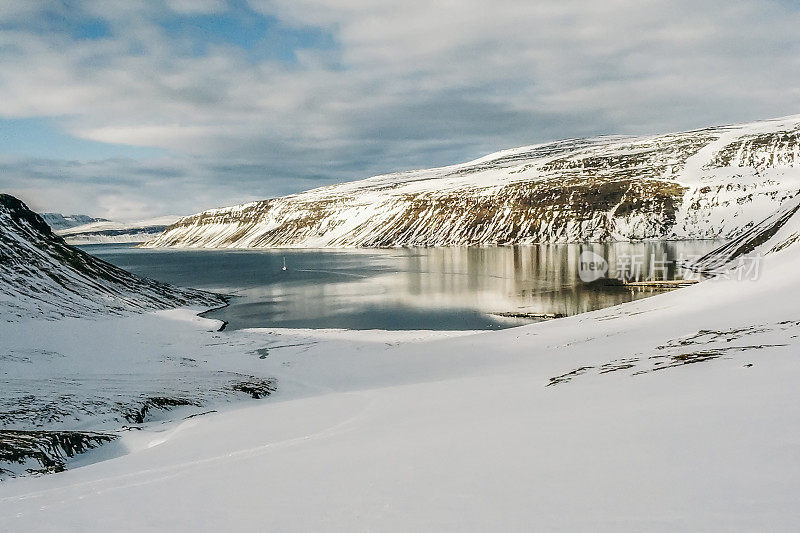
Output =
[
  {"x1": 146, "y1": 115, "x2": 800, "y2": 248},
  {"x1": 0, "y1": 194, "x2": 224, "y2": 320},
  {"x1": 687, "y1": 195, "x2": 800, "y2": 274}
]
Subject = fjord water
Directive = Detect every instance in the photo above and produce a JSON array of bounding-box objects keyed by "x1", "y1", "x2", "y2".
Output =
[{"x1": 82, "y1": 242, "x2": 722, "y2": 331}]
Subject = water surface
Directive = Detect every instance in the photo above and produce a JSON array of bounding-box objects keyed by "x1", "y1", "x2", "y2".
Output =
[{"x1": 82, "y1": 242, "x2": 722, "y2": 330}]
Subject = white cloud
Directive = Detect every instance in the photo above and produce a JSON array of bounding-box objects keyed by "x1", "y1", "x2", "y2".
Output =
[
  {"x1": 165, "y1": 0, "x2": 228, "y2": 15},
  {"x1": 0, "y1": 155, "x2": 268, "y2": 220}
]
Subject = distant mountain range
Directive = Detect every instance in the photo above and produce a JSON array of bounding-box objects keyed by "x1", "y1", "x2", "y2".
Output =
[
  {"x1": 54, "y1": 216, "x2": 179, "y2": 245},
  {"x1": 37, "y1": 211, "x2": 180, "y2": 244},
  {"x1": 144, "y1": 115, "x2": 800, "y2": 248},
  {"x1": 39, "y1": 212, "x2": 109, "y2": 231}
]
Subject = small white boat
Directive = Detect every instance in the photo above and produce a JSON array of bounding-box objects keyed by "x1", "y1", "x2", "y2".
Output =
[{"x1": 281, "y1": 257, "x2": 287, "y2": 271}]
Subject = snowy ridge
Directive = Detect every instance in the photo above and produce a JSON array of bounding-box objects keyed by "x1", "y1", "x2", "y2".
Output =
[
  {"x1": 145, "y1": 115, "x2": 800, "y2": 248},
  {"x1": 0, "y1": 195, "x2": 224, "y2": 321}
]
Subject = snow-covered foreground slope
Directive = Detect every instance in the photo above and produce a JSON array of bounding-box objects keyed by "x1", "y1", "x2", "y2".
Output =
[
  {"x1": 146, "y1": 114, "x2": 800, "y2": 248},
  {"x1": 56, "y1": 216, "x2": 178, "y2": 244},
  {"x1": 0, "y1": 195, "x2": 222, "y2": 320},
  {"x1": 3, "y1": 206, "x2": 800, "y2": 530}
]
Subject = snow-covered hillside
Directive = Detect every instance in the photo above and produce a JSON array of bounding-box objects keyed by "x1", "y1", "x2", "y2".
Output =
[
  {"x1": 0, "y1": 194, "x2": 223, "y2": 320},
  {"x1": 3, "y1": 192, "x2": 800, "y2": 530},
  {"x1": 146, "y1": 115, "x2": 800, "y2": 248},
  {"x1": 0, "y1": 194, "x2": 271, "y2": 478},
  {"x1": 56, "y1": 216, "x2": 178, "y2": 244},
  {"x1": 688, "y1": 195, "x2": 800, "y2": 274}
]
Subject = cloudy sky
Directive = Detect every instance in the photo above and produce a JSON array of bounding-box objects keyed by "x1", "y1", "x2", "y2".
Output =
[{"x1": 1, "y1": 0, "x2": 799, "y2": 219}]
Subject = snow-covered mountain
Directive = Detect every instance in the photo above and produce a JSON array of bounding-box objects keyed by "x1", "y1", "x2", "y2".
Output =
[
  {"x1": 39, "y1": 213, "x2": 108, "y2": 231},
  {"x1": 0, "y1": 194, "x2": 224, "y2": 321},
  {"x1": 55, "y1": 216, "x2": 178, "y2": 244},
  {"x1": 145, "y1": 115, "x2": 800, "y2": 248}
]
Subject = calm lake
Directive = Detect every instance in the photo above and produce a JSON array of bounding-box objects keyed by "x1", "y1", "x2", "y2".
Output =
[{"x1": 82, "y1": 242, "x2": 722, "y2": 331}]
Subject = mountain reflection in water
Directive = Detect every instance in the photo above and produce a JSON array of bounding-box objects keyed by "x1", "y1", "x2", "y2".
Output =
[{"x1": 81, "y1": 241, "x2": 722, "y2": 331}]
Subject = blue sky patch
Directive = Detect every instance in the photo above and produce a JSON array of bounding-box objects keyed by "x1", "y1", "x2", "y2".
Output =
[
  {"x1": 0, "y1": 118, "x2": 163, "y2": 160},
  {"x1": 158, "y1": 1, "x2": 336, "y2": 64}
]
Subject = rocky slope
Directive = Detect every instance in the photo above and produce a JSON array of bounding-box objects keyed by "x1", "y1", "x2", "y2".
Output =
[
  {"x1": 145, "y1": 115, "x2": 800, "y2": 248},
  {"x1": 0, "y1": 194, "x2": 224, "y2": 320}
]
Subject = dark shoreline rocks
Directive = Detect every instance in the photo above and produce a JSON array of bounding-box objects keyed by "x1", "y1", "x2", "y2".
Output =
[{"x1": 0, "y1": 430, "x2": 117, "y2": 479}]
